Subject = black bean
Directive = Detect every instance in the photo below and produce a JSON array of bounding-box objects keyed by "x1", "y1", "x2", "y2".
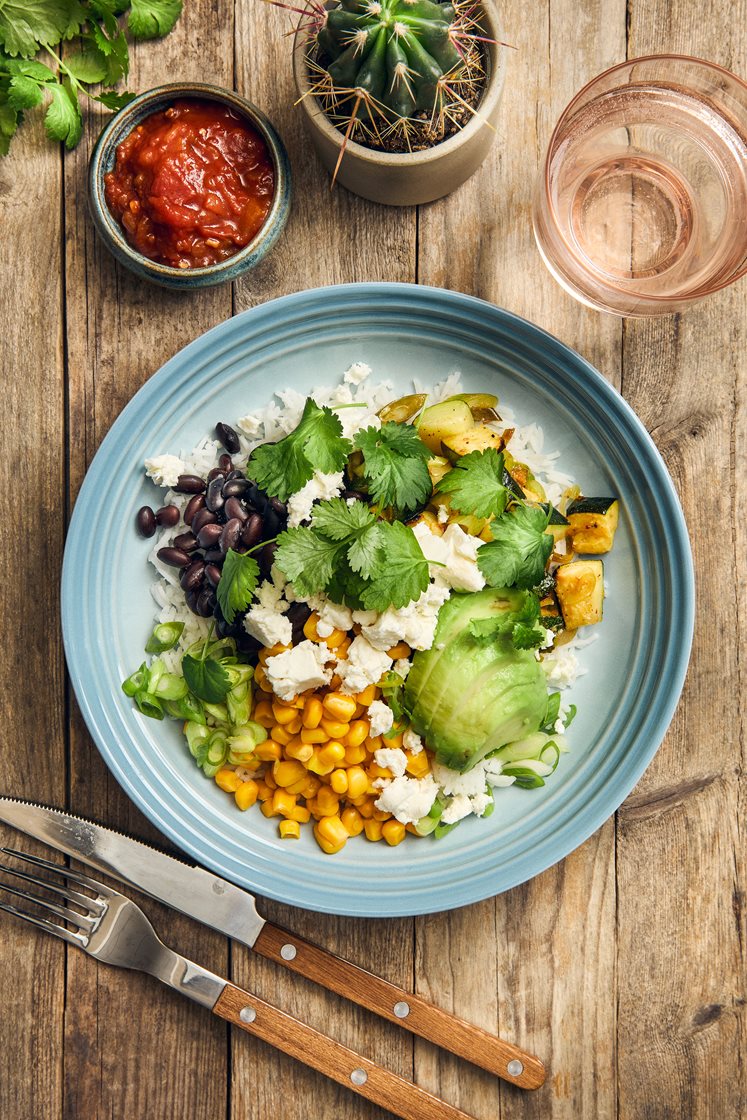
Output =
[
  {"x1": 224, "y1": 496, "x2": 249, "y2": 523},
  {"x1": 269, "y1": 497, "x2": 287, "y2": 518},
  {"x1": 226, "y1": 469, "x2": 245, "y2": 481},
  {"x1": 203, "y1": 547, "x2": 224, "y2": 564},
  {"x1": 191, "y1": 508, "x2": 217, "y2": 535},
  {"x1": 197, "y1": 522, "x2": 223, "y2": 549},
  {"x1": 241, "y1": 512, "x2": 263, "y2": 549},
  {"x1": 157, "y1": 546, "x2": 191, "y2": 568},
  {"x1": 207, "y1": 466, "x2": 225, "y2": 483},
  {"x1": 183, "y1": 494, "x2": 205, "y2": 526},
  {"x1": 215, "y1": 422, "x2": 240, "y2": 454},
  {"x1": 196, "y1": 588, "x2": 217, "y2": 617},
  {"x1": 246, "y1": 482, "x2": 266, "y2": 511},
  {"x1": 205, "y1": 563, "x2": 222, "y2": 588},
  {"x1": 286, "y1": 601, "x2": 312, "y2": 629},
  {"x1": 180, "y1": 559, "x2": 206, "y2": 592},
  {"x1": 173, "y1": 530, "x2": 199, "y2": 553},
  {"x1": 341, "y1": 489, "x2": 369, "y2": 503},
  {"x1": 220, "y1": 518, "x2": 242, "y2": 554},
  {"x1": 136, "y1": 506, "x2": 156, "y2": 537},
  {"x1": 218, "y1": 453, "x2": 233, "y2": 473},
  {"x1": 263, "y1": 507, "x2": 281, "y2": 537},
  {"x1": 259, "y1": 540, "x2": 278, "y2": 576},
  {"x1": 155, "y1": 504, "x2": 180, "y2": 528},
  {"x1": 206, "y1": 476, "x2": 225, "y2": 513},
  {"x1": 174, "y1": 474, "x2": 206, "y2": 494},
  {"x1": 185, "y1": 589, "x2": 201, "y2": 615},
  {"x1": 222, "y1": 477, "x2": 250, "y2": 498}
]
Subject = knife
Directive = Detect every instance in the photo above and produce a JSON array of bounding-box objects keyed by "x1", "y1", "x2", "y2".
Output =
[{"x1": 0, "y1": 797, "x2": 545, "y2": 1090}]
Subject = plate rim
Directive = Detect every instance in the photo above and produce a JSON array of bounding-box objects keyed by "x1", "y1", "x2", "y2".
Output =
[{"x1": 61, "y1": 282, "x2": 695, "y2": 916}]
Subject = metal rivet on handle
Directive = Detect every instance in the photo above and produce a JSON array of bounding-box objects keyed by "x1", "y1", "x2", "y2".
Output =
[
  {"x1": 350, "y1": 1069, "x2": 368, "y2": 1086},
  {"x1": 280, "y1": 943, "x2": 297, "y2": 961},
  {"x1": 507, "y1": 1059, "x2": 524, "y2": 1077},
  {"x1": 393, "y1": 1001, "x2": 410, "y2": 1019},
  {"x1": 239, "y1": 1006, "x2": 257, "y2": 1024}
]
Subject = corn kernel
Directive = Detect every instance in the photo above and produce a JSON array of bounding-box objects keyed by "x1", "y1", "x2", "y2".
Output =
[
  {"x1": 273, "y1": 759, "x2": 307, "y2": 788},
  {"x1": 329, "y1": 673, "x2": 343, "y2": 691},
  {"x1": 259, "y1": 642, "x2": 290, "y2": 663},
  {"x1": 263, "y1": 770, "x2": 277, "y2": 790},
  {"x1": 306, "y1": 751, "x2": 335, "y2": 776},
  {"x1": 285, "y1": 739, "x2": 314, "y2": 763},
  {"x1": 313, "y1": 824, "x2": 346, "y2": 855},
  {"x1": 301, "y1": 776, "x2": 321, "y2": 799},
  {"x1": 300, "y1": 727, "x2": 328, "y2": 744},
  {"x1": 372, "y1": 807, "x2": 392, "y2": 822},
  {"x1": 255, "y1": 780, "x2": 273, "y2": 802},
  {"x1": 406, "y1": 752, "x2": 431, "y2": 778},
  {"x1": 303, "y1": 613, "x2": 322, "y2": 641},
  {"x1": 364, "y1": 820, "x2": 384, "y2": 841},
  {"x1": 344, "y1": 720, "x2": 369, "y2": 749},
  {"x1": 272, "y1": 702, "x2": 298, "y2": 726},
  {"x1": 353, "y1": 702, "x2": 367, "y2": 719},
  {"x1": 285, "y1": 715, "x2": 303, "y2": 735},
  {"x1": 279, "y1": 820, "x2": 301, "y2": 840},
  {"x1": 320, "y1": 718, "x2": 349, "y2": 740},
  {"x1": 316, "y1": 785, "x2": 341, "y2": 816},
  {"x1": 367, "y1": 762, "x2": 393, "y2": 781},
  {"x1": 215, "y1": 768, "x2": 241, "y2": 793},
  {"x1": 269, "y1": 725, "x2": 292, "y2": 746},
  {"x1": 382, "y1": 819, "x2": 407, "y2": 846},
  {"x1": 286, "y1": 776, "x2": 310, "y2": 796},
  {"x1": 272, "y1": 789, "x2": 298, "y2": 817},
  {"x1": 386, "y1": 641, "x2": 411, "y2": 659},
  {"x1": 382, "y1": 731, "x2": 404, "y2": 749},
  {"x1": 341, "y1": 806, "x2": 364, "y2": 836},
  {"x1": 316, "y1": 815, "x2": 348, "y2": 847},
  {"x1": 356, "y1": 684, "x2": 377, "y2": 706},
  {"x1": 317, "y1": 741, "x2": 346, "y2": 768},
  {"x1": 323, "y1": 628, "x2": 348, "y2": 650},
  {"x1": 290, "y1": 805, "x2": 311, "y2": 823},
  {"x1": 334, "y1": 636, "x2": 352, "y2": 659},
  {"x1": 346, "y1": 765, "x2": 369, "y2": 799},
  {"x1": 302, "y1": 696, "x2": 324, "y2": 729},
  {"x1": 253, "y1": 664, "x2": 272, "y2": 692},
  {"x1": 255, "y1": 740, "x2": 282, "y2": 762},
  {"x1": 260, "y1": 799, "x2": 278, "y2": 818},
  {"x1": 330, "y1": 768, "x2": 349, "y2": 795},
  {"x1": 356, "y1": 797, "x2": 376, "y2": 818},
  {"x1": 253, "y1": 699, "x2": 275, "y2": 727},
  {"x1": 234, "y1": 780, "x2": 259, "y2": 811},
  {"x1": 344, "y1": 742, "x2": 367, "y2": 766},
  {"x1": 405, "y1": 823, "x2": 419, "y2": 835},
  {"x1": 366, "y1": 735, "x2": 382, "y2": 751},
  {"x1": 322, "y1": 693, "x2": 358, "y2": 722}
]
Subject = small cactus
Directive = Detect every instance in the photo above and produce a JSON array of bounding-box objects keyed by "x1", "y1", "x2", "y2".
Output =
[{"x1": 317, "y1": 0, "x2": 464, "y2": 119}]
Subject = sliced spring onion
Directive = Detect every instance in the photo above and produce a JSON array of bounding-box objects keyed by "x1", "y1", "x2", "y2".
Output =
[{"x1": 144, "y1": 622, "x2": 185, "y2": 655}]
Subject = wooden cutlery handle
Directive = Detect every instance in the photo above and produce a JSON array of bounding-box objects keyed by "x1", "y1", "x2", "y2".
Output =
[
  {"x1": 254, "y1": 922, "x2": 545, "y2": 1090},
  {"x1": 214, "y1": 982, "x2": 478, "y2": 1120}
]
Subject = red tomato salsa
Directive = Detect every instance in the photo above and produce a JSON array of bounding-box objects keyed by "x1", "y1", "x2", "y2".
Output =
[{"x1": 104, "y1": 99, "x2": 275, "y2": 270}]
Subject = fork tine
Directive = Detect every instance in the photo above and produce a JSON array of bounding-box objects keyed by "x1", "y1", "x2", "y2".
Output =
[
  {"x1": 1, "y1": 847, "x2": 113, "y2": 897},
  {"x1": 0, "y1": 878, "x2": 96, "y2": 933},
  {"x1": 0, "y1": 860, "x2": 104, "y2": 912},
  {"x1": 0, "y1": 900, "x2": 88, "y2": 947}
]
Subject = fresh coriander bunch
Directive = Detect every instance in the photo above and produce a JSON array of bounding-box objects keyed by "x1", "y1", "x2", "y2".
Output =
[{"x1": 0, "y1": 0, "x2": 182, "y2": 154}]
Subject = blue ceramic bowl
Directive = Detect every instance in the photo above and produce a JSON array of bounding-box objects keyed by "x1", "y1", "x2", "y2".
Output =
[{"x1": 88, "y1": 83, "x2": 292, "y2": 290}]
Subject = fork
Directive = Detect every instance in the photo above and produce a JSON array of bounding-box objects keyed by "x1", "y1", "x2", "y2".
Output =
[{"x1": 0, "y1": 847, "x2": 494, "y2": 1120}]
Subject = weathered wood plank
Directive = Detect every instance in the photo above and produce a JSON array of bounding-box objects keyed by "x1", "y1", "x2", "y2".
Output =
[
  {"x1": 231, "y1": 4, "x2": 417, "y2": 1119},
  {"x1": 62, "y1": 5, "x2": 236, "y2": 1118},
  {"x1": 0, "y1": 109, "x2": 67, "y2": 1120},
  {"x1": 415, "y1": 1, "x2": 624, "y2": 1117}
]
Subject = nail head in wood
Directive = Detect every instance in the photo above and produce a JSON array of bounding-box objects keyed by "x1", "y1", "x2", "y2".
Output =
[
  {"x1": 350, "y1": 1068, "x2": 368, "y2": 1086},
  {"x1": 280, "y1": 943, "x2": 297, "y2": 961},
  {"x1": 507, "y1": 1059, "x2": 524, "y2": 1077},
  {"x1": 393, "y1": 1001, "x2": 410, "y2": 1018},
  {"x1": 239, "y1": 1006, "x2": 257, "y2": 1023}
]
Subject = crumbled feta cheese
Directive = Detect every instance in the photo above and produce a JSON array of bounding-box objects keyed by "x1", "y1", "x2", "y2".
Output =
[
  {"x1": 336, "y1": 636, "x2": 392, "y2": 695},
  {"x1": 437, "y1": 504, "x2": 450, "y2": 524},
  {"x1": 343, "y1": 361, "x2": 371, "y2": 386},
  {"x1": 542, "y1": 647, "x2": 581, "y2": 689},
  {"x1": 236, "y1": 413, "x2": 262, "y2": 437},
  {"x1": 330, "y1": 383, "x2": 354, "y2": 405},
  {"x1": 412, "y1": 522, "x2": 485, "y2": 592},
  {"x1": 144, "y1": 454, "x2": 185, "y2": 489},
  {"x1": 318, "y1": 599, "x2": 354, "y2": 634},
  {"x1": 470, "y1": 792, "x2": 493, "y2": 817},
  {"x1": 352, "y1": 609, "x2": 378, "y2": 626},
  {"x1": 286, "y1": 470, "x2": 345, "y2": 528},
  {"x1": 441, "y1": 794, "x2": 474, "y2": 825},
  {"x1": 374, "y1": 747, "x2": 408, "y2": 778},
  {"x1": 432, "y1": 758, "x2": 490, "y2": 797},
  {"x1": 243, "y1": 604, "x2": 292, "y2": 648},
  {"x1": 361, "y1": 582, "x2": 450, "y2": 652},
  {"x1": 264, "y1": 640, "x2": 334, "y2": 701},
  {"x1": 402, "y1": 728, "x2": 423, "y2": 755},
  {"x1": 393, "y1": 658, "x2": 412, "y2": 680},
  {"x1": 255, "y1": 578, "x2": 288, "y2": 612},
  {"x1": 374, "y1": 775, "x2": 439, "y2": 824},
  {"x1": 368, "y1": 699, "x2": 394, "y2": 738}
]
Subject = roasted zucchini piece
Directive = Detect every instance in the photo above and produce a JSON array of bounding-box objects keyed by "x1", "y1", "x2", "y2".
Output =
[
  {"x1": 541, "y1": 503, "x2": 570, "y2": 545},
  {"x1": 451, "y1": 392, "x2": 501, "y2": 423},
  {"x1": 555, "y1": 560, "x2": 604, "y2": 628},
  {"x1": 406, "y1": 509, "x2": 444, "y2": 535},
  {"x1": 427, "y1": 455, "x2": 452, "y2": 487},
  {"x1": 440, "y1": 424, "x2": 505, "y2": 462},
  {"x1": 378, "y1": 393, "x2": 427, "y2": 424},
  {"x1": 566, "y1": 497, "x2": 619, "y2": 554},
  {"x1": 417, "y1": 399, "x2": 474, "y2": 453}
]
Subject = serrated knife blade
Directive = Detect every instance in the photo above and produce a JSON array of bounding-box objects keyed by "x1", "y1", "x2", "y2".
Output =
[{"x1": 0, "y1": 797, "x2": 265, "y2": 947}]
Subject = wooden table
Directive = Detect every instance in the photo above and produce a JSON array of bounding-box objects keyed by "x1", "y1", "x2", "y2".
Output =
[{"x1": 1, "y1": 1, "x2": 744, "y2": 1117}]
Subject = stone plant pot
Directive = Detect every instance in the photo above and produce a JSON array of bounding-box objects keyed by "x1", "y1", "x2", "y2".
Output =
[{"x1": 292, "y1": 0, "x2": 506, "y2": 206}]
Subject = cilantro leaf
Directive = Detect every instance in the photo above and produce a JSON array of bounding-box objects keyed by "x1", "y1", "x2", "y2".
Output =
[
  {"x1": 468, "y1": 590, "x2": 547, "y2": 649},
  {"x1": 44, "y1": 80, "x2": 82, "y2": 148},
  {"x1": 248, "y1": 398, "x2": 351, "y2": 502},
  {"x1": 2, "y1": 57, "x2": 56, "y2": 80},
  {"x1": 182, "y1": 655, "x2": 231, "y2": 704},
  {"x1": 0, "y1": 98, "x2": 19, "y2": 154},
  {"x1": 216, "y1": 549, "x2": 260, "y2": 624},
  {"x1": 359, "y1": 521, "x2": 429, "y2": 610},
  {"x1": 512, "y1": 622, "x2": 546, "y2": 650},
  {"x1": 274, "y1": 525, "x2": 343, "y2": 598},
  {"x1": 128, "y1": 0, "x2": 182, "y2": 39},
  {"x1": 94, "y1": 88, "x2": 136, "y2": 110},
  {"x1": 347, "y1": 523, "x2": 383, "y2": 575},
  {"x1": 478, "y1": 505, "x2": 553, "y2": 589},
  {"x1": 435, "y1": 449, "x2": 508, "y2": 519},
  {"x1": 0, "y1": 1, "x2": 72, "y2": 58},
  {"x1": 354, "y1": 422, "x2": 432, "y2": 516},
  {"x1": 324, "y1": 558, "x2": 368, "y2": 609},
  {"x1": 311, "y1": 496, "x2": 375, "y2": 540},
  {"x1": 7, "y1": 74, "x2": 44, "y2": 109},
  {"x1": 64, "y1": 47, "x2": 108, "y2": 83}
]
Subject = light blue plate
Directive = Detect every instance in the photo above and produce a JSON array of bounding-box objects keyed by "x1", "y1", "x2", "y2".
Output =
[{"x1": 61, "y1": 283, "x2": 694, "y2": 917}]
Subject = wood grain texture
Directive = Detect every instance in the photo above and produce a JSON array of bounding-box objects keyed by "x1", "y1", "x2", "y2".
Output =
[{"x1": 0, "y1": 106, "x2": 67, "y2": 1120}]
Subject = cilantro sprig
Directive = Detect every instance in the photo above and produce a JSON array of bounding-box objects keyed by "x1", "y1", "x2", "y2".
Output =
[
  {"x1": 247, "y1": 398, "x2": 351, "y2": 503},
  {"x1": 274, "y1": 497, "x2": 429, "y2": 611},
  {"x1": 0, "y1": 0, "x2": 182, "y2": 154},
  {"x1": 434, "y1": 448, "x2": 508, "y2": 519},
  {"x1": 477, "y1": 505, "x2": 554, "y2": 590},
  {"x1": 353, "y1": 422, "x2": 432, "y2": 517},
  {"x1": 468, "y1": 589, "x2": 549, "y2": 650}
]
